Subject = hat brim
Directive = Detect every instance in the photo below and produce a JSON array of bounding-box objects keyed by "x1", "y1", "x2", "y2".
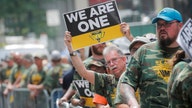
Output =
[
  {"x1": 88, "y1": 64, "x2": 104, "y2": 68},
  {"x1": 152, "y1": 16, "x2": 173, "y2": 24},
  {"x1": 129, "y1": 41, "x2": 147, "y2": 51}
]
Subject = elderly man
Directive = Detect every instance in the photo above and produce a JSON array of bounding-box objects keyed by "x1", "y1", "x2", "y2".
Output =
[{"x1": 64, "y1": 31, "x2": 129, "y2": 107}]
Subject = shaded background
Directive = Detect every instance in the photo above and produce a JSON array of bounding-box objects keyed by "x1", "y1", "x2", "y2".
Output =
[{"x1": 0, "y1": 0, "x2": 191, "y2": 51}]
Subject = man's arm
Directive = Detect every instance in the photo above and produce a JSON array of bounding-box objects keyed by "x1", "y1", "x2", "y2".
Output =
[
  {"x1": 116, "y1": 83, "x2": 139, "y2": 108},
  {"x1": 58, "y1": 85, "x2": 76, "y2": 105},
  {"x1": 64, "y1": 31, "x2": 95, "y2": 84}
]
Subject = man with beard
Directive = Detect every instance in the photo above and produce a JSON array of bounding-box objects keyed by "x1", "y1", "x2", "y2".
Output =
[
  {"x1": 114, "y1": 7, "x2": 183, "y2": 108},
  {"x1": 58, "y1": 43, "x2": 106, "y2": 108}
]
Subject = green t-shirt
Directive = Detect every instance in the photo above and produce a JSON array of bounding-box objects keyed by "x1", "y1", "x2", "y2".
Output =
[
  {"x1": 115, "y1": 41, "x2": 180, "y2": 108},
  {"x1": 0, "y1": 66, "x2": 12, "y2": 82},
  {"x1": 9, "y1": 64, "x2": 24, "y2": 84},
  {"x1": 19, "y1": 64, "x2": 37, "y2": 88},
  {"x1": 168, "y1": 61, "x2": 192, "y2": 108},
  {"x1": 29, "y1": 68, "x2": 46, "y2": 85},
  {"x1": 43, "y1": 63, "x2": 71, "y2": 93}
]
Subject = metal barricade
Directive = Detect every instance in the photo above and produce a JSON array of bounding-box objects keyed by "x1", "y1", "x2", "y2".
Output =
[
  {"x1": 50, "y1": 88, "x2": 64, "y2": 108},
  {"x1": 7, "y1": 88, "x2": 50, "y2": 108},
  {"x1": 0, "y1": 84, "x2": 9, "y2": 108}
]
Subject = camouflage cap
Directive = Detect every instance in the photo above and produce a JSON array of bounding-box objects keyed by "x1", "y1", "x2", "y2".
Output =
[
  {"x1": 88, "y1": 60, "x2": 105, "y2": 68},
  {"x1": 129, "y1": 36, "x2": 150, "y2": 51}
]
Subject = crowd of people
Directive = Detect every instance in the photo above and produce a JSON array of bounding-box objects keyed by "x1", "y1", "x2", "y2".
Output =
[
  {"x1": 0, "y1": 50, "x2": 73, "y2": 107},
  {"x1": 1, "y1": 7, "x2": 191, "y2": 108},
  {"x1": 59, "y1": 7, "x2": 192, "y2": 108}
]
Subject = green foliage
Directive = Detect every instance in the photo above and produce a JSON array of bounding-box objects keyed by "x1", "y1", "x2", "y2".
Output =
[{"x1": 0, "y1": 0, "x2": 57, "y2": 38}]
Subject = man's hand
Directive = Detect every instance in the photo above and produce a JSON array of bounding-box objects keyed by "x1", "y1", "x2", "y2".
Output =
[
  {"x1": 64, "y1": 31, "x2": 73, "y2": 53},
  {"x1": 120, "y1": 22, "x2": 134, "y2": 41}
]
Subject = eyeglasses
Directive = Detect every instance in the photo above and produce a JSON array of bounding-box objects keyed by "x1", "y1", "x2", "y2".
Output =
[
  {"x1": 105, "y1": 57, "x2": 122, "y2": 67},
  {"x1": 157, "y1": 21, "x2": 179, "y2": 29}
]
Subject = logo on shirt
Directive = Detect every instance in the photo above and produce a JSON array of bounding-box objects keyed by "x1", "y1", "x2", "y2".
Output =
[{"x1": 152, "y1": 59, "x2": 172, "y2": 83}]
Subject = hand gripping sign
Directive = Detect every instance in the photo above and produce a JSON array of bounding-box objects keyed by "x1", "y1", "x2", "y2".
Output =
[
  {"x1": 63, "y1": 0, "x2": 123, "y2": 50},
  {"x1": 73, "y1": 80, "x2": 95, "y2": 107}
]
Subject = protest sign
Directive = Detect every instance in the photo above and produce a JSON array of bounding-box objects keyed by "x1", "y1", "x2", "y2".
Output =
[
  {"x1": 177, "y1": 18, "x2": 192, "y2": 59},
  {"x1": 73, "y1": 80, "x2": 95, "y2": 107},
  {"x1": 63, "y1": 0, "x2": 123, "y2": 50}
]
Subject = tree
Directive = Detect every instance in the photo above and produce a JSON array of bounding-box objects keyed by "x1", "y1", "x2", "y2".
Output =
[{"x1": 0, "y1": 0, "x2": 53, "y2": 37}]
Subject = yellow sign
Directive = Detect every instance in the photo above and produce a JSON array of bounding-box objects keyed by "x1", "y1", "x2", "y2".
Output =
[{"x1": 63, "y1": 0, "x2": 123, "y2": 50}]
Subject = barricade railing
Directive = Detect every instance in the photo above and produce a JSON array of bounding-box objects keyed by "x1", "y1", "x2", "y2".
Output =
[
  {"x1": 0, "y1": 88, "x2": 50, "y2": 108},
  {"x1": 0, "y1": 87, "x2": 65, "y2": 108},
  {"x1": 50, "y1": 88, "x2": 65, "y2": 108},
  {"x1": 11, "y1": 88, "x2": 50, "y2": 108},
  {"x1": 0, "y1": 84, "x2": 9, "y2": 108}
]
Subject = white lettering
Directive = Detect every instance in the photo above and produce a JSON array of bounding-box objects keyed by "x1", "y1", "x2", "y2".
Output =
[
  {"x1": 97, "y1": 5, "x2": 106, "y2": 14},
  {"x1": 106, "y1": 2, "x2": 115, "y2": 12},
  {"x1": 75, "y1": 80, "x2": 85, "y2": 88},
  {"x1": 78, "y1": 16, "x2": 109, "y2": 32},
  {"x1": 66, "y1": 10, "x2": 87, "y2": 23},
  {"x1": 66, "y1": 12, "x2": 78, "y2": 23},
  {"x1": 89, "y1": 18, "x2": 100, "y2": 30},
  {"x1": 78, "y1": 21, "x2": 89, "y2": 32},
  {"x1": 79, "y1": 10, "x2": 87, "y2": 20},
  {"x1": 84, "y1": 89, "x2": 93, "y2": 97},
  {"x1": 90, "y1": 2, "x2": 115, "y2": 18},
  {"x1": 99, "y1": 15, "x2": 110, "y2": 27},
  {"x1": 84, "y1": 81, "x2": 89, "y2": 88},
  {"x1": 90, "y1": 8, "x2": 99, "y2": 18}
]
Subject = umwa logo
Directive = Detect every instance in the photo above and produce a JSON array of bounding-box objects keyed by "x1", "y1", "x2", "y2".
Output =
[{"x1": 90, "y1": 30, "x2": 105, "y2": 42}]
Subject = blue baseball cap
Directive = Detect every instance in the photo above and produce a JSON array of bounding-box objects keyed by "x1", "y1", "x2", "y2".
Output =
[{"x1": 152, "y1": 7, "x2": 182, "y2": 24}]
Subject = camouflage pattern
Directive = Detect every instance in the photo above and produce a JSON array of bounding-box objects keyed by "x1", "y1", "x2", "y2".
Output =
[
  {"x1": 72, "y1": 56, "x2": 105, "y2": 90},
  {"x1": 71, "y1": 56, "x2": 105, "y2": 108},
  {"x1": 94, "y1": 73, "x2": 117, "y2": 107},
  {"x1": 19, "y1": 64, "x2": 37, "y2": 88},
  {"x1": 43, "y1": 63, "x2": 71, "y2": 93},
  {"x1": 115, "y1": 41, "x2": 181, "y2": 108},
  {"x1": 9, "y1": 64, "x2": 24, "y2": 84},
  {"x1": 72, "y1": 56, "x2": 96, "y2": 90},
  {"x1": 168, "y1": 61, "x2": 192, "y2": 108}
]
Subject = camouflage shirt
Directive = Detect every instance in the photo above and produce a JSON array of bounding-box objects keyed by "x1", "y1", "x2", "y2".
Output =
[
  {"x1": 71, "y1": 56, "x2": 105, "y2": 108},
  {"x1": 168, "y1": 61, "x2": 192, "y2": 108},
  {"x1": 94, "y1": 73, "x2": 117, "y2": 107},
  {"x1": 115, "y1": 41, "x2": 180, "y2": 108},
  {"x1": 71, "y1": 56, "x2": 97, "y2": 90}
]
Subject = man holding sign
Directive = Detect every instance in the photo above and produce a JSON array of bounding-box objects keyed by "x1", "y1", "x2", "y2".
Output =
[
  {"x1": 64, "y1": 30, "x2": 130, "y2": 107},
  {"x1": 58, "y1": 43, "x2": 107, "y2": 108},
  {"x1": 63, "y1": 0, "x2": 123, "y2": 50}
]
